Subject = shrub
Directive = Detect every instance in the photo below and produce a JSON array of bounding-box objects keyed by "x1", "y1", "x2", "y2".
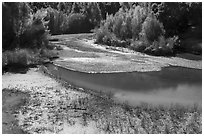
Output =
[
  {"x1": 66, "y1": 13, "x2": 91, "y2": 34},
  {"x1": 94, "y1": 26, "x2": 112, "y2": 44},
  {"x1": 130, "y1": 40, "x2": 147, "y2": 52},
  {"x1": 95, "y1": 4, "x2": 179, "y2": 56},
  {"x1": 40, "y1": 48, "x2": 58, "y2": 59},
  {"x1": 84, "y1": 2, "x2": 102, "y2": 28},
  {"x1": 2, "y1": 49, "x2": 34, "y2": 67},
  {"x1": 94, "y1": 26, "x2": 126, "y2": 47},
  {"x1": 2, "y1": 3, "x2": 50, "y2": 50},
  {"x1": 20, "y1": 9, "x2": 50, "y2": 49},
  {"x1": 46, "y1": 7, "x2": 97, "y2": 34},
  {"x1": 46, "y1": 7, "x2": 69, "y2": 34},
  {"x1": 2, "y1": 47, "x2": 58, "y2": 70},
  {"x1": 96, "y1": 6, "x2": 148, "y2": 45},
  {"x1": 144, "y1": 36, "x2": 178, "y2": 56},
  {"x1": 103, "y1": 14, "x2": 115, "y2": 31},
  {"x1": 2, "y1": 2, "x2": 32, "y2": 50},
  {"x1": 112, "y1": 9, "x2": 133, "y2": 40},
  {"x1": 112, "y1": 10, "x2": 124, "y2": 39},
  {"x1": 140, "y1": 14, "x2": 165, "y2": 44},
  {"x1": 131, "y1": 6, "x2": 148, "y2": 40}
]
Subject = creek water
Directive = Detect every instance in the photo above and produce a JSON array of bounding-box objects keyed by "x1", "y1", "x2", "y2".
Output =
[{"x1": 45, "y1": 63, "x2": 202, "y2": 107}]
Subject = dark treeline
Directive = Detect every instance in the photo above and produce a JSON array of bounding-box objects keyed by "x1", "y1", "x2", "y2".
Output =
[
  {"x1": 2, "y1": 2, "x2": 202, "y2": 54},
  {"x1": 2, "y1": 2, "x2": 120, "y2": 50}
]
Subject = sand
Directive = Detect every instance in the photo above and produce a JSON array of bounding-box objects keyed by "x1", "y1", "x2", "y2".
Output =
[{"x1": 51, "y1": 34, "x2": 201, "y2": 73}]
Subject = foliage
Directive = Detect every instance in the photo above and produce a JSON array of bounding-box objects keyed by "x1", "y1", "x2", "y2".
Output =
[
  {"x1": 130, "y1": 40, "x2": 148, "y2": 52},
  {"x1": 2, "y1": 2, "x2": 50, "y2": 50},
  {"x1": 95, "y1": 5, "x2": 175, "y2": 56},
  {"x1": 113, "y1": 9, "x2": 133, "y2": 40},
  {"x1": 2, "y1": 2, "x2": 202, "y2": 55},
  {"x1": 2, "y1": 2, "x2": 31, "y2": 49},
  {"x1": 83, "y1": 3, "x2": 102, "y2": 27},
  {"x1": 99, "y1": 2, "x2": 120, "y2": 19},
  {"x1": 152, "y1": 2, "x2": 202, "y2": 37},
  {"x1": 20, "y1": 8, "x2": 50, "y2": 48},
  {"x1": 2, "y1": 49, "x2": 36, "y2": 67},
  {"x1": 66, "y1": 13, "x2": 91, "y2": 34},
  {"x1": 42, "y1": 3, "x2": 102, "y2": 35},
  {"x1": 2, "y1": 47, "x2": 58, "y2": 70},
  {"x1": 140, "y1": 14, "x2": 165, "y2": 44},
  {"x1": 131, "y1": 6, "x2": 148, "y2": 40},
  {"x1": 46, "y1": 7, "x2": 68, "y2": 34},
  {"x1": 143, "y1": 36, "x2": 178, "y2": 56},
  {"x1": 94, "y1": 26, "x2": 118, "y2": 47}
]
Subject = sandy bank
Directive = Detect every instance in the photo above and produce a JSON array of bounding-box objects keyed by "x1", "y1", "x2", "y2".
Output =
[{"x1": 51, "y1": 34, "x2": 201, "y2": 73}]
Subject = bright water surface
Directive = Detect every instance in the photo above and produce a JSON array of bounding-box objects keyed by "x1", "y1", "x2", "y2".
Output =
[{"x1": 46, "y1": 64, "x2": 202, "y2": 107}]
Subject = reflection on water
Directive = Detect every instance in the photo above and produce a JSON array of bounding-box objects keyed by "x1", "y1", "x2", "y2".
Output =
[{"x1": 46, "y1": 64, "x2": 202, "y2": 106}]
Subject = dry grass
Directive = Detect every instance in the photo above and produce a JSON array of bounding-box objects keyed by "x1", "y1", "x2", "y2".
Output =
[
  {"x1": 14, "y1": 86, "x2": 202, "y2": 134},
  {"x1": 83, "y1": 96, "x2": 202, "y2": 134}
]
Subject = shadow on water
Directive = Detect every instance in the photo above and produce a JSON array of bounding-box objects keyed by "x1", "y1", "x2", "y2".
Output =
[{"x1": 45, "y1": 63, "x2": 202, "y2": 106}]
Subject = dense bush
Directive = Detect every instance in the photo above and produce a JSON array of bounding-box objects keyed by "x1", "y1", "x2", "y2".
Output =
[
  {"x1": 2, "y1": 47, "x2": 58, "y2": 70},
  {"x1": 66, "y1": 13, "x2": 92, "y2": 34},
  {"x1": 131, "y1": 6, "x2": 148, "y2": 40},
  {"x1": 94, "y1": 26, "x2": 118, "y2": 46},
  {"x1": 2, "y1": 2, "x2": 58, "y2": 71},
  {"x1": 140, "y1": 14, "x2": 165, "y2": 44},
  {"x1": 130, "y1": 40, "x2": 148, "y2": 52},
  {"x1": 20, "y1": 9, "x2": 50, "y2": 48},
  {"x1": 2, "y1": 49, "x2": 36, "y2": 67},
  {"x1": 143, "y1": 36, "x2": 178, "y2": 56},
  {"x1": 96, "y1": 5, "x2": 149, "y2": 41},
  {"x1": 2, "y1": 2, "x2": 50, "y2": 50},
  {"x1": 2, "y1": 2, "x2": 31, "y2": 50},
  {"x1": 45, "y1": 7, "x2": 98, "y2": 34},
  {"x1": 95, "y1": 5, "x2": 179, "y2": 56},
  {"x1": 46, "y1": 7, "x2": 68, "y2": 34},
  {"x1": 113, "y1": 10, "x2": 132, "y2": 40},
  {"x1": 152, "y1": 2, "x2": 202, "y2": 37}
]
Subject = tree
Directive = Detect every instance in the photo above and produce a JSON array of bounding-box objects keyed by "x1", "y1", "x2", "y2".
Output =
[
  {"x1": 2, "y1": 2, "x2": 31, "y2": 49},
  {"x1": 84, "y1": 3, "x2": 102, "y2": 27}
]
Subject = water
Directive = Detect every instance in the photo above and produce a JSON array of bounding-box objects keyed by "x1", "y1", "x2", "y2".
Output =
[{"x1": 45, "y1": 63, "x2": 202, "y2": 107}]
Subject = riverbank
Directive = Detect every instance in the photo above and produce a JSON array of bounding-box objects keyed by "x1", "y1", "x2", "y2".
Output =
[
  {"x1": 50, "y1": 34, "x2": 201, "y2": 73},
  {"x1": 2, "y1": 67, "x2": 202, "y2": 134}
]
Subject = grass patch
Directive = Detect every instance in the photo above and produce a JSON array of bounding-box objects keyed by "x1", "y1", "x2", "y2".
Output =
[{"x1": 85, "y1": 96, "x2": 201, "y2": 134}]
